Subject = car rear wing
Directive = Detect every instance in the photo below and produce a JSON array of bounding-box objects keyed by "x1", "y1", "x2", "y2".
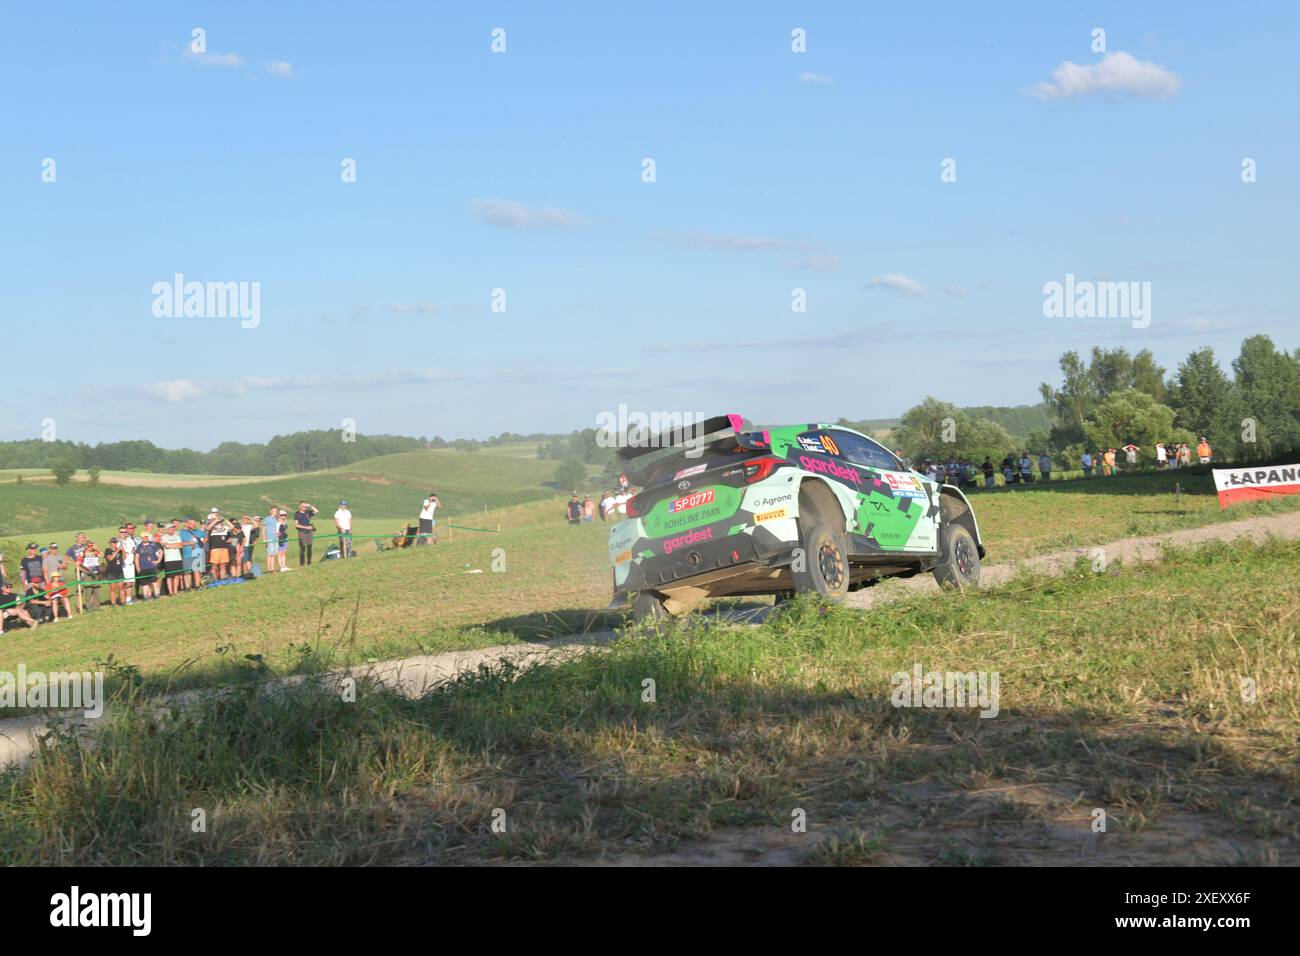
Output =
[{"x1": 615, "y1": 413, "x2": 770, "y2": 482}]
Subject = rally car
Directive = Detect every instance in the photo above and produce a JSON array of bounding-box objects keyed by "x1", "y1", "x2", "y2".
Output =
[{"x1": 609, "y1": 414, "x2": 984, "y2": 621}]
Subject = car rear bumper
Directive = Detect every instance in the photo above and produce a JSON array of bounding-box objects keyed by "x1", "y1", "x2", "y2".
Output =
[{"x1": 612, "y1": 529, "x2": 794, "y2": 599}]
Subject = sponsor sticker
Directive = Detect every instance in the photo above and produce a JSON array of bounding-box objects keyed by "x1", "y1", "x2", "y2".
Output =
[
  {"x1": 673, "y1": 463, "x2": 708, "y2": 480},
  {"x1": 754, "y1": 508, "x2": 787, "y2": 523},
  {"x1": 797, "y1": 435, "x2": 826, "y2": 453},
  {"x1": 668, "y1": 489, "x2": 715, "y2": 513},
  {"x1": 614, "y1": 548, "x2": 632, "y2": 564},
  {"x1": 662, "y1": 526, "x2": 714, "y2": 555}
]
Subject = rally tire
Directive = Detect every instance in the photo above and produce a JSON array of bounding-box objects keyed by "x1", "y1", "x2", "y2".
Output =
[
  {"x1": 792, "y1": 517, "x2": 850, "y2": 602},
  {"x1": 934, "y1": 522, "x2": 981, "y2": 589}
]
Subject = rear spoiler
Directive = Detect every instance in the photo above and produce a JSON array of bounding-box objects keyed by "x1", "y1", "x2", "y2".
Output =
[
  {"x1": 616, "y1": 413, "x2": 754, "y2": 461},
  {"x1": 615, "y1": 413, "x2": 771, "y2": 482}
]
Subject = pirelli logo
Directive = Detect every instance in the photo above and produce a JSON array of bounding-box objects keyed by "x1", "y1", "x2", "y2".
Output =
[
  {"x1": 614, "y1": 549, "x2": 632, "y2": 564},
  {"x1": 754, "y1": 508, "x2": 787, "y2": 524}
]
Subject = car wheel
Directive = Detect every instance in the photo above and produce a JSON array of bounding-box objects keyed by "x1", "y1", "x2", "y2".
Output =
[
  {"x1": 631, "y1": 590, "x2": 669, "y2": 624},
  {"x1": 792, "y1": 517, "x2": 850, "y2": 602},
  {"x1": 934, "y1": 522, "x2": 980, "y2": 589}
]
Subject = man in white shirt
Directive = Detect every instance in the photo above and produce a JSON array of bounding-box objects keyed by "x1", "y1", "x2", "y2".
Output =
[
  {"x1": 334, "y1": 500, "x2": 354, "y2": 557},
  {"x1": 417, "y1": 493, "x2": 439, "y2": 545},
  {"x1": 599, "y1": 491, "x2": 616, "y2": 522},
  {"x1": 120, "y1": 523, "x2": 139, "y2": 604}
]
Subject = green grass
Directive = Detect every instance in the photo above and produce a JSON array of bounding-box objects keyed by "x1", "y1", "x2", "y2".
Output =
[
  {"x1": 3, "y1": 536, "x2": 1295, "y2": 865},
  {"x1": 5, "y1": 469, "x2": 1299, "y2": 693},
  {"x1": 0, "y1": 445, "x2": 606, "y2": 536}
]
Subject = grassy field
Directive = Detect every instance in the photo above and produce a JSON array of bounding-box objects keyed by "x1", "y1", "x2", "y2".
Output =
[
  {"x1": 0, "y1": 445, "x2": 602, "y2": 536},
  {"x1": 4, "y1": 469, "x2": 1299, "y2": 693},
  {"x1": 2, "y1": 536, "x2": 1295, "y2": 864}
]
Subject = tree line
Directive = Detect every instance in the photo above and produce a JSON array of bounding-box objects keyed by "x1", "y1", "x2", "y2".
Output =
[{"x1": 887, "y1": 335, "x2": 1300, "y2": 467}]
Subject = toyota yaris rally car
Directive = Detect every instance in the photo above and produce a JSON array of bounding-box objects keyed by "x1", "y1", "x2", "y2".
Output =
[{"x1": 609, "y1": 414, "x2": 984, "y2": 622}]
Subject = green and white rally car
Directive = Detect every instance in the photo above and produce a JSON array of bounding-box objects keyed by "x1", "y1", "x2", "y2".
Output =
[{"x1": 609, "y1": 414, "x2": 985, "y2": 621}]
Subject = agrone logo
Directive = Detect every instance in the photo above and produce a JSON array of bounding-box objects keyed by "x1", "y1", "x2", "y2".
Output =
[
  {"x1": 662, "y1": 527, "x2": 714, "y2": 555},
  {"x1": 668, "y1": 489, "x2": 715, "y2": 513}
]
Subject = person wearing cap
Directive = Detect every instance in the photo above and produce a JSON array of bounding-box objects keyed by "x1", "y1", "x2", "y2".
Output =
[
  {"x1": 565, "y1": 493, "x2": 582, "y2": 525},
  {"x1": 295, "y1": 502, "x2": 319, "y2": 566},
  {"x1": 334, "y1": 500, "x2": 354, "y2": 558},
  {"x1": 0, "y1": 582, "x2": 39, "y2": 632},
  {"x1": 417, "y1": 493, "x2": 439, "y2": 546},
  {"x1": 19, "y1": 544, "x2": 44, "y2": 591}
]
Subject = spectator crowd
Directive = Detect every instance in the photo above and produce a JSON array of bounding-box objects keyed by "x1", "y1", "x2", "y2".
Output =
[{"x1": 0, "y1": 497, "x2": 391, "y2": 632}]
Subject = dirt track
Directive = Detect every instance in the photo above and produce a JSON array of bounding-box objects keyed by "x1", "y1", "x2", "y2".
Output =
[{"x1": 3, "y1": 508, "x2": 1298, "y2": 772}]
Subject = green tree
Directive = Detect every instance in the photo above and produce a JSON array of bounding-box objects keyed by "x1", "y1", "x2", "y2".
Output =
[
  {"x1": 554, "y1": 459, "x2": 588, "y2": 491},
  {"x1": 51, "y1": 459, "x2": 77, "y2": 486},
  {"x1": 1229, "y1": 335, "x2": 1300, "y2": 458},
  {"x1": 1168, "y1": 347, "x2": 1235, "y2": 453},
  {"x1": 1082, "y1": 390, "x2": 1189, "y2": 464},
  {"x1": 893, "y1": 398, "x2": 1015, "y2": 463},
  {"x1": 87, "y1": 466, "x2": 102, "y2": 486}
]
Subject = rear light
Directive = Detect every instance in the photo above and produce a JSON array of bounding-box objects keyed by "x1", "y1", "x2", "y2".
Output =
[
  {"x1": 625, "y1": 495, "x2": 642, "y2": 517},
  {"x1": 743, "y1": 456, "x2": 782, "y2": 483}
]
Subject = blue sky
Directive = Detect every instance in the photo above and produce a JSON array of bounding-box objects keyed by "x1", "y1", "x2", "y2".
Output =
[{"x1": 4, "y1": 2, "x2": 1297, "y2": 449}]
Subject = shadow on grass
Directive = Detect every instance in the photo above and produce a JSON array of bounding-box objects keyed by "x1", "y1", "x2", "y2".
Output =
[{"x1": 5, "y1": 610, "x2": 1294, "y2": 865}]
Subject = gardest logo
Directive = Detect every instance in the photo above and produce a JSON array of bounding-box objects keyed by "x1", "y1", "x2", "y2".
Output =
[
  {"x1": 662, "y1": 527, "x2": 714, "y2": 555},
  {"x1": 799, "y1": 454, "x2": 862, "y2": 485}
]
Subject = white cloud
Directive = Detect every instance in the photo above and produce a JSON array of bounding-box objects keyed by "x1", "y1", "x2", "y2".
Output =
[
  {"x1": 799, "y1": 71, "x2": 833, "y2": 85},
  {"x1": 866, "y1": 273, "x2": 926, "y2": 297},
  {"x1": 265, "y1": 60, "x2": 294, "y2": 79},
  {"x1": 469, "y1": 199, "x2": 584, "y2": 229},
  {"x1": 790, "y1": 255, "x2": 841, "y2": 272},
  {"x1": 139, "y1": 379, "x2": 204, "y2": 403},
  {"x1": 942, "y1": 285, "x2": 968, "y2": 298},
  {"x1": 184, "y1": 49, "x2": 245, "y2": 68},
  {"x1": 678, "y1": 233, "x2": 803, "y2": 252},
  {"x1": 1026, "y1": 51, "x2": 1181, "y2": 100},
  {"x1": 355, "y1": 302, "x2": 482, "y2": 317},
  {"x1": 138, "y1": 369, "x2": 460, "y2": 403}
]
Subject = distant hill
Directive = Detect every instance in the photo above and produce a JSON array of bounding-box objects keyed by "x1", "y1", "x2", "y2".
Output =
[
  {"x1": 960, "y1": 403, "x2": 1054, "y2": 441},
  {"x1": 838, "y1": 403, "x2": 1051, "y2": 444},
  {"x1": 0, "y1": 445, "x2": 597, "y2": 535}
]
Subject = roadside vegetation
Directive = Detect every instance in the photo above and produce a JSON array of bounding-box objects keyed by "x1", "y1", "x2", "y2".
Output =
[{"x1": 2, "y1": 536, "x2": 1295, "y2": 865}]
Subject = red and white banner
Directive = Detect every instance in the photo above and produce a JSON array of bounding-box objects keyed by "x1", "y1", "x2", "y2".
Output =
[{"x1": 1213, "y1": 464, "x2": 1300, "y2": 510}]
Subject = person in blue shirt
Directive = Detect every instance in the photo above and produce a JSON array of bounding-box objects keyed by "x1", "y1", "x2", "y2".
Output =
[
  {"x1": 181, "y1": 518, "x2": 206, "y2": 589},
  {"x1": 263, "y1": 511, "x2": 283, "y2": 573}
]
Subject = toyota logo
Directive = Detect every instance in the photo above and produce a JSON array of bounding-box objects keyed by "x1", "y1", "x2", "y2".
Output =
[{"x1": 677, "y1": 479, "x2": 691, "y2": 490}]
